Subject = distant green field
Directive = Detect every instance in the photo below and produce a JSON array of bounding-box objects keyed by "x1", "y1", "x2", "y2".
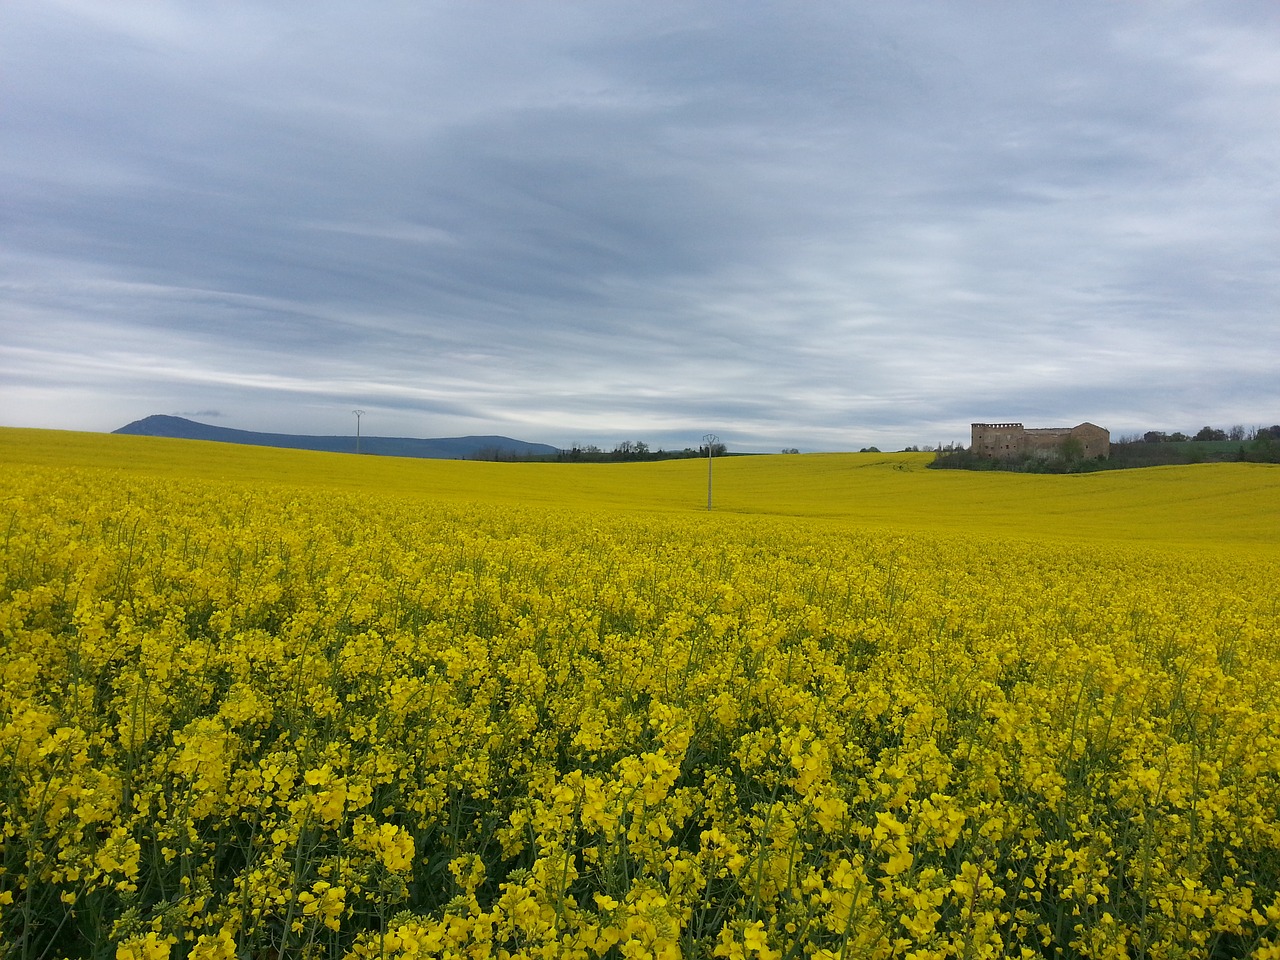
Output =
[{"x1": 1112, "y1": 439, "x2": 1251, "y2": 462}]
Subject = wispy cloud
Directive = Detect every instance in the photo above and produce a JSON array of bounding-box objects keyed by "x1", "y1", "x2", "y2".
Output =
[{"x1": 2, "y1": 1, "x2": 1277, "y2": 450}]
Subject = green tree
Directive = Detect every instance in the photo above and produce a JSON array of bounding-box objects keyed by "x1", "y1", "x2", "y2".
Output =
[{"x1": 1193, "y1": 426, "x2": 1227, "y2": 441}]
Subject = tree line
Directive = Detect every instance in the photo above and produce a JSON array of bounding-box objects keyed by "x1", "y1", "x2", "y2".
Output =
[
  {"x1": 1128, "y1": 425, "x2": 1280, "y2": 443},
  {"x1": 556, "y1": 440, "x2": 728, "y2": 462},
  {"x1": 471, "y1": 441, "x2": 730, "y2": 463}
]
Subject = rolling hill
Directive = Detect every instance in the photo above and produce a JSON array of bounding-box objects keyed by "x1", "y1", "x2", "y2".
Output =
[{"x1": 113, "y1": 415, "x2": 558, "y2": 460}]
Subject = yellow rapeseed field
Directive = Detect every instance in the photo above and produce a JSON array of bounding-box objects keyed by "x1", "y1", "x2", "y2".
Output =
[{"x1": 2, "y1": 428, "x2": 1278, "y2": 959}]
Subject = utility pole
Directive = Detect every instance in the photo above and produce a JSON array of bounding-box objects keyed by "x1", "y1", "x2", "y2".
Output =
[
  {"x1": 352, "y1": 409, "x2": 365, "y2": 454},
  {"x1": 703, "y1": 433, "x2": 718, "y2": 510}
]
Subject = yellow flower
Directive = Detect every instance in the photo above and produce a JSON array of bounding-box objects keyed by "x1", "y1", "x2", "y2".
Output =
[{"x1": 116, "y1": 932, "x2": 176, "y2": 960}]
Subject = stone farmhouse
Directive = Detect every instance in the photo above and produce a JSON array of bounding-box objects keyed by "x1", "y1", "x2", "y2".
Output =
[{"x1": 971, "y1": 422, "x2": 1110, "y2": 460}]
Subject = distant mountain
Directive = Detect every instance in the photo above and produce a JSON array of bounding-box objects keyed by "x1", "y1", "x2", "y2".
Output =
[{"x1": 114, "y1": 415, "x2": 559, "y2": 460}]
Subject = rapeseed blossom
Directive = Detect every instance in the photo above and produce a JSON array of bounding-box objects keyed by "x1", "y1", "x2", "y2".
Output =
[{"x1": 1, "y1": 446, "x2": 1278, "y2": 957}]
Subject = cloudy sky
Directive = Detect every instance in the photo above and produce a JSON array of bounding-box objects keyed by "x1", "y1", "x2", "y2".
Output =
[{"x1": 3, "y1": 1, "x2": 1278, "y2": 452}]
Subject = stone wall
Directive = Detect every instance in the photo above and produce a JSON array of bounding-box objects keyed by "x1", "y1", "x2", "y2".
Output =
[
  {"x1": 1066, "y1": 422, "x2": 1110, "y2": 459},
  {"x1": 971, "y1": 422, "x2": 1110, "y2": 459},
  {"x1": 970, "y1": 422, "x2": 1027, "y2": 458}
]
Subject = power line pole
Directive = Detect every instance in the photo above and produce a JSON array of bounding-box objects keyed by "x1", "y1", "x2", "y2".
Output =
[
  {"x1": 352, "y1": 409, "x2": 365, "y2": 454},
  {"x1": 703, "y1": 433, "x2": 718, "y2": 510}
]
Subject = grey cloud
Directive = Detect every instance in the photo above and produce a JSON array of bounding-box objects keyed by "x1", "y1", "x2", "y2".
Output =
[{"x1": 2, "y1": 1, "x2": 1278, "y2": 449}]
